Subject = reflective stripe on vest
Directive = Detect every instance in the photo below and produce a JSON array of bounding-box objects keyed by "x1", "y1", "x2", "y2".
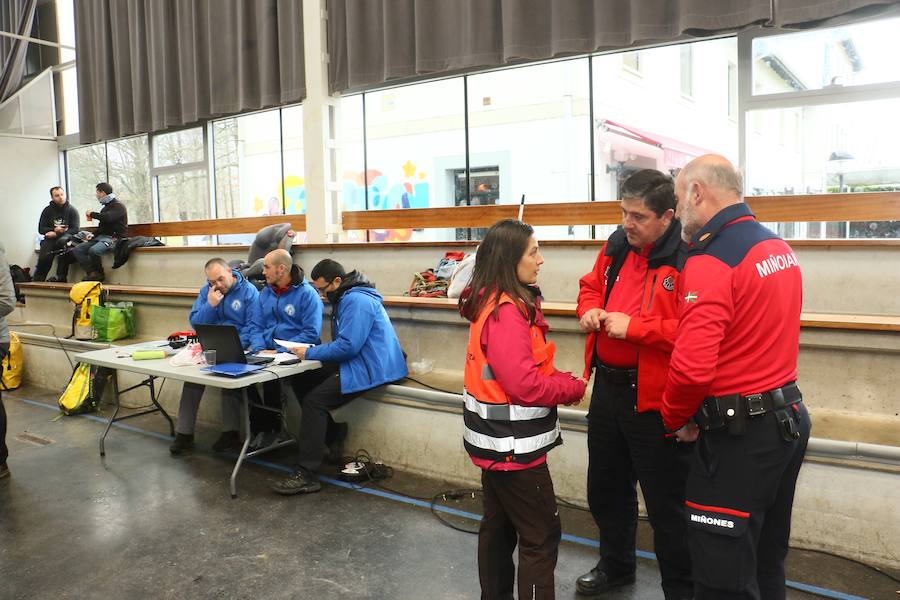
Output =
[
  {"x1": 463, "y1": 420, "x2": 561, "y2": 456},
  {"x1": 464, "y1": 389, "x2": 551, "y2": 421}
]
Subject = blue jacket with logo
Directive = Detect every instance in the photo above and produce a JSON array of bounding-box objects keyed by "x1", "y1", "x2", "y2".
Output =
[
  {"x1": 305, "y1": 277, "x2": 407, "y2": 394},
  {"x1": 189, "y1": 271, "x2": 259, "y2": 348},
  {"x1": 249, "y1": 277, "x2": 322, "y2": 352}
]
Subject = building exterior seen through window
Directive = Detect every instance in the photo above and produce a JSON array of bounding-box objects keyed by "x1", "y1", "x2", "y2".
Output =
[{"x1": 63, "y1": 16, "x2": 900, "y2": 242}]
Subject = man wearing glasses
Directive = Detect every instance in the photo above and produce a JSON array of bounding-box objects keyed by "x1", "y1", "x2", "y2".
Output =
[
  {"x1": 271, "y1": 259, "x2": 407, "y2": 496},
  {"x1": 169, "y1": 258, "x2": 260, "y2": 455}
]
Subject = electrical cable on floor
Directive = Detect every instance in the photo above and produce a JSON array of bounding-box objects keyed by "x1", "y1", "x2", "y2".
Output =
[{"x1": 430, "y1": 489, "x2": 483, "y2": 534}]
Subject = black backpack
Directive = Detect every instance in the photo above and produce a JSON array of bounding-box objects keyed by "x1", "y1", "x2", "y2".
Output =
[{"x1": 9, "y1": 265, "x2": 31, "y2": 303}]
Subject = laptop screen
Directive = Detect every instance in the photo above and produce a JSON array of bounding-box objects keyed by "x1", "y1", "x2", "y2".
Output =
[{"x1": 194, "y1": 324, "x2": 247, "y2": 364}]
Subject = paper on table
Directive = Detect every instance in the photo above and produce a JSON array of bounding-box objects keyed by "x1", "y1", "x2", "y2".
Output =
[
  {"x1": 271, "y1": 353, "x2": 302, "y2": 364},
  {"x1": 274, "y1": 339, "x2": 315, "y2": 350}
]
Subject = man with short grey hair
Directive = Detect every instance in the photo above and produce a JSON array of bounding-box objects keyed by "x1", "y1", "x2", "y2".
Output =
[
  {"x1": 663, "y1": 154, "x2": 810, "y2": 599},
  {"x1": 169, "y1": 258, "x2": 260, "y2": 455}
]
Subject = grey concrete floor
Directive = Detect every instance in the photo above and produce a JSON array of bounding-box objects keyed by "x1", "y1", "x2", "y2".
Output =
[{"x1": 1, "y1": 386, "x2": 897, "y2": 600}]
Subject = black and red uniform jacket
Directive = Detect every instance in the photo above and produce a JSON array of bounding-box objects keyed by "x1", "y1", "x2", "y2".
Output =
[
  {"x1": 661, "y1": 203, "x2": 803, "y2": 432},
  {"x1": 577, "y1": 220, "x2": 687, "y2": 412}
]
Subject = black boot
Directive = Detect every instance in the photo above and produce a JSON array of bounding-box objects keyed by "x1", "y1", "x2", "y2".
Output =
[
  {"x1": 212, "y1": 430, "x2": 241, "y2": 453},
  {"x1": 576, "y1": 562, "x2": 636, "y2": 596},
  {"x1": 169, "y1": 433, "x2": 194, "y2": 455}
]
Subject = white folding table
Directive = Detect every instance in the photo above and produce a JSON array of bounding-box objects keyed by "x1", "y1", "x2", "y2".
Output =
[{"x1": 74, "y1": 343, "x2": 321, "y2": 498}]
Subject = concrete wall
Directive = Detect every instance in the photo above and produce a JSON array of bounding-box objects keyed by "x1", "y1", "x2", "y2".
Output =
[
  {"x1": 0, "y1": 136, "x2": 61, "y2": 267},
  {"x1": 54, "y1": 240, "x2": 900, "y2": 315}
]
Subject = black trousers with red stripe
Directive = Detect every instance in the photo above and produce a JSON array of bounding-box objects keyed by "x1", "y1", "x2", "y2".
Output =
[
  {"x1": 478, "y1": 462, "x2": 561, "y2": 600},
  {"x1": 586, "y1": 371, "x2": 694, "y2": 600},
  {"x1": 685, "y1": 402, "x2": 811, "y2": 600}
]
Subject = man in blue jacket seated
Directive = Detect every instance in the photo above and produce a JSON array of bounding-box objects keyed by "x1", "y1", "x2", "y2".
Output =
[
  {"x1": 170, "y1": 258, "x2": 259, "y2": 455},
  {"x1": 271, "y1": 259, "x2": 408, "y2": 495},
  {"x1": 248, "y1": 249, "x2": 323, "y2": 448}
]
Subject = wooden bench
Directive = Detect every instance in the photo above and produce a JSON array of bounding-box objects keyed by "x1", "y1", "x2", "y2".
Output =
[{"x1": 18, "y1": 282, "x2": 900, "y2": 332}]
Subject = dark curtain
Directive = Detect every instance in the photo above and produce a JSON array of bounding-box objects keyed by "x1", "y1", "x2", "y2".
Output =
[
  {"x1": 327, "y1": 0, "x2": 900, "y2": 94},
  {"x1": 75, "y1": 0, "x2": 305, "y2": 144},
  {"x1": 326, "y1": 0, "x2": 772, "y2": 93},
  {"x1": 0, "y1": 0, "x2": 37, "y2": 103}
]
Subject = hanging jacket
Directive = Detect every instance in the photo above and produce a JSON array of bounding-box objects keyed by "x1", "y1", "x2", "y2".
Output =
[
  {"x1": 38, "y1": 201, "x2": 80, "y2": 236},
  {"x1": 305, "y1": 271, "x2": 408, "y2": 394},
  {"x1": 249, "y1": 265, "x2": 322, "y2": 351},
  {"x1": 577, "y1": 221, "x2": 686, "y2": 413},
  {"x1": 189, "y1": 271, "x2": 260, "y2": 349},
  {"x1": 463, "y1": 292, "x2": 585, "y2": 469},
  {"x1": 112, "y1": 236, "x2": 165, "y2": 268}
]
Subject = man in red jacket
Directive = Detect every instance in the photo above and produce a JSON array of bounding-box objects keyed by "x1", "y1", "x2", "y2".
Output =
[
  {"x1": 663, "y1": 155, "x2": 811, "y2": 600},
  {"x1": 575, "y1": 170, "x2": 692, "y2": 599}
]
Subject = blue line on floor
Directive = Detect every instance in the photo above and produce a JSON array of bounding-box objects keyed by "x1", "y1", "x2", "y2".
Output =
[{"x1": 14, "y1": 395, "x2": 871, "y2": 600}]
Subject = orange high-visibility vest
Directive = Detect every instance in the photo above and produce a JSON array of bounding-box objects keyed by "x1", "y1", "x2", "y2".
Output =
[{"x1": 463, "y1": 293, "x2": 562, "y2": 464}]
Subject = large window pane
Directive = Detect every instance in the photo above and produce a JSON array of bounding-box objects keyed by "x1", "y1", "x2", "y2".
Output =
[
  {"x1": 157, "y1": 170, "x2": 210, "y2": 246},
  {"x1": 752, "y1": 17, "x2": 900, "y2": 96},
  {"x1": 107, "y1": 136, "x2": 152, "y2": 223},
  {"x1": 593, "y1": 38, "x2": 738, "y2": 239},
  {"x1": 468, "y1": 59, "x2": 591, "y2": 241},
  {"x1": 213, "y1": 110, "x2": 283, "y2": 219},
  {"x1": 746, "y1": 98, "x2": 900, "y2": 238},
  {"x1": 365, "y1": 78, "x2": 466, "y2": 242},
  {"x1": 281, "y1": 105, "x2": 305, "y2": 216},
  {"x1": 158, "y1": 170, "x2": 209, "y2": 220},
  {"x1": 339, "y1": 95, "x2": 366, "y2": 241},
  {"x1": 154, "y1": 127, "x2": 204, "y2": 167},
  {"x1": 66, "y1": 143, "x2": 107, "y2": 219}
]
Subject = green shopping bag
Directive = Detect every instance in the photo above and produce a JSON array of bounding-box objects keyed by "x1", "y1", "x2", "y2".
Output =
[{"x1": 91, "y1": 301, "x2": 136, "y2": 342}]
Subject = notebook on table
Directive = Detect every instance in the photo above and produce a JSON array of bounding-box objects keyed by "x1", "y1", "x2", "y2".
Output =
[{"x1": 201, "y1": 363, "x2": 265, "y2": 378}]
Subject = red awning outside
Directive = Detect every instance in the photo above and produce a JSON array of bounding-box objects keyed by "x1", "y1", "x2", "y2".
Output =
[{"x1": 599, "y1": 119, "x2": 714, "y2": 170}]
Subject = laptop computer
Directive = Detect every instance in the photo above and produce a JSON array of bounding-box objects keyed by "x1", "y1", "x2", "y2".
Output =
[{"x1": 194, "y1": 324, "x2": 274, "y2": 366}]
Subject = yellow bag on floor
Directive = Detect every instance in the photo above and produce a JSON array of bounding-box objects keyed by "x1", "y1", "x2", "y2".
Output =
[
  {"x1": 1, "y1": 332, "x2": 22, "y2": 390},
  {"x1": 58, "y1": 362, "x2": 113, "y2": 415}
]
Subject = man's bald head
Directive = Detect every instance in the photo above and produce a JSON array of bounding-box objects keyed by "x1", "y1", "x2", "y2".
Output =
[
  {"x1": 678, "y1": 154, "x2": 743, "y2": 200},
  {"x1": 674, "y1": 154, "x2": 744, "y2": 243},
  {"x1": 263, "y1": 249, "x2": 294, "y2": 286}
]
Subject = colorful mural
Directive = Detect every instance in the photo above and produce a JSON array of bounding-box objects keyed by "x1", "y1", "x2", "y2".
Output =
[
  {"x1": 343, "y1": 161, "x2": 431, "y2": 241},
  {"x1": 241, "y1": 161, "x2": 431, "y2": 241}
]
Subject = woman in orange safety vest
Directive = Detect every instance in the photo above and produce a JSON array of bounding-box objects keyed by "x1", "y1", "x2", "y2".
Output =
[{"x1": 459, "y1": 219, "x2": 587, "y2": 600}]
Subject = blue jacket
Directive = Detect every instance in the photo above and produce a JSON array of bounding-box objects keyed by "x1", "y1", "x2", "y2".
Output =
[
  {"x1": 250, "y1": 278, "x2": 322, "y2": 351},
  {"x1": 305, "y1": 282, "x2": 407, "y2": 394},
  {"x1": 189, "y1": 271, "x2": 259, "y2": 348}
]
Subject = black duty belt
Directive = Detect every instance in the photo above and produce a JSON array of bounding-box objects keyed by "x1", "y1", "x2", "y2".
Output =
[
  {"x1": 695, "y1": 382, "x2": 802, "y2": 434},
  {"x1": 595, "y1": 361, "x2": 637, "y2": 387}
]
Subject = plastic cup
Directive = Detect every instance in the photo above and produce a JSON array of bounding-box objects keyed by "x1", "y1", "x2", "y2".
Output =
[{"x1": 202, "y1": 350, "x2": 217, "y2": 366}]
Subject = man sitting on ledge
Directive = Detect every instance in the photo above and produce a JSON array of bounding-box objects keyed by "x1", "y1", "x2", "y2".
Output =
[
  {"x1": 247, "y1": 249, "x2": 322, "y2": 449},
  {"x1": 73, "y1": 182, "x2": 128, "y2": 282},
  {"x1": 271, "y1": 259, "x2": 408, "y2": 496},
  {"x1": 170, "y1": 258, "x2": 259, "y2": 455}
]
